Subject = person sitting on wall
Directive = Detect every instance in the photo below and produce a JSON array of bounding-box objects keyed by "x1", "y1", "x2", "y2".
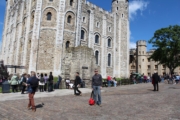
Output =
[{"x1": 66, "y1": 78, "x2": 70, "y2": 89}]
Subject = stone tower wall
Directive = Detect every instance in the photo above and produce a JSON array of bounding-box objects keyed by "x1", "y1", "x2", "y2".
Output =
[{"x1": 1, "y1": 0, "x2": 129, "y2": 79}]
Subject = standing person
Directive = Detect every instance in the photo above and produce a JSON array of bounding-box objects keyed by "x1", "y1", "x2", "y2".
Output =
[
  {"x1": 57, "y1": 75, "x2": 62, "y2": 89},
  {"x1": 152, "y1": 71, "x2": 160, "y2": 91},
  {"x1": 25, "y1": 71, "x2": 38, "y2": 112},
  {"x1": 48, "y1": 72, "x2": 54, "y2": 92},
  {"x1": 44, "y1": 73, "x2": 48, "y2": 92},
  {"x1": 21, "y1": 73, "x2": 27, "y2": 94},
  {"x1": 9, "y1": 73, "x2": 18, "y2": 93},
  {"x1": 39, "y1": 73, "x2": 45, "y2": 92},
  {"x1": 92, "y1": 69, "x2": 102, "y2": 107},
  {"x1": 74, "y1": 72, "x2": 82, "y2": 96}
]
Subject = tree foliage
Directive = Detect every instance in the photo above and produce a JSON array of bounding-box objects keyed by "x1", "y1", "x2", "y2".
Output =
[{"x1": 148, "y1": 25, "x2": 180, "y2": 74}]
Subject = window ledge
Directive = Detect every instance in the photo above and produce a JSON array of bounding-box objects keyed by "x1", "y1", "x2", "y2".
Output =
[
  {"x1": 94, "y1": 43, "x2": 100, "y2": 46},
  {"x1": 107, "y1": 66, "x2": 112, "y2": 68}
]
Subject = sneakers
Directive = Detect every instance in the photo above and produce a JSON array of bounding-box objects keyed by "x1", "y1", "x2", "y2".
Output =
[{"x1": 98, "y1": 104, "x2": 102, "y2": 107}]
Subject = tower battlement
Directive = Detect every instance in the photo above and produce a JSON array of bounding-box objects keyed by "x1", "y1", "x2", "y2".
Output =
[{"x1": 136, "y1": 40, "x2": 146, "y2": 46}]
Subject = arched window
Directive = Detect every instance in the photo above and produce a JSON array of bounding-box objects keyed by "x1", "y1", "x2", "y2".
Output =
[
  {"x1": 95, "y1": 51, "x2": 99, "y2": 65},
  {"x1": 70, "y1": 0, "x2": 73, "y2": 6},
  {"x1": 66, "y1": 41, "x2": 70, "y2": 48},
  {"x1": 47, "y1": 12, "x2": 52, "y2": 20},
  {"x1": 67, "y1": 15, "x2": 72, "y2": 23},
  {"x1": 108, "y1": 54, "x2": 111, "y2": 66},
  {"x1": 108, "y1": 39, "x2": 111, "y2": 47},
  {"x1": 49, "y1": 0, "x2": 53, "y2": 1},
  {"x1": 95, "y1": 35, "x2": 99, "y2": 44},
  {"x1": 81, "y1": 30, "x2": 85, "y2": 39}
]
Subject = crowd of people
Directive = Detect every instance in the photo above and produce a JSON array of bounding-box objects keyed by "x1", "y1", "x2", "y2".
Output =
[
  {"x1": 0, "y1": 69, "x2": 103, "y2": 112},
  {"x1": 5, "y1": 72, "x2": 60, "y2": 93}
]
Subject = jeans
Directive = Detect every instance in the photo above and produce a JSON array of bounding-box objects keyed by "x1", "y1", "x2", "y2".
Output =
[
  {"x1": 93, "y1": 86, "x2": 101, "y2": 105},
  {"x1": 107, "y1": 80, "x2": 111, "y2": 87},
  {"x1": 28, "y1": 93, "x2": 35, "y2": 109},
  {"x1": 114, "y1": 81, "x2": 117, "y2": 87}
]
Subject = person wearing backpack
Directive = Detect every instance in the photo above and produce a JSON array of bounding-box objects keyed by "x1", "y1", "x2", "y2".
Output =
[
  {"x1": 39, "y1": 73, "x2": 45, "y2": 92},
  {"x1": 74, "y1": 72, "x2": 82, "y2": 96}
]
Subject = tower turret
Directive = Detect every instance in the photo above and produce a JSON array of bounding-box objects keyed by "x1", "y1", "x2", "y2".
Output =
[{"x1": 112, "y1": 0, "x2": 129, "y2": 15}]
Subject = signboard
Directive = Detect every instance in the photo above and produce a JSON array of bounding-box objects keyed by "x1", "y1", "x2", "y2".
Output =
[
  {"x1": 82, "y1": 66, "x2": 88, "y2": 69},
  {"x1": 5, "y1": 65, "x2": 25, "y2": 69}
]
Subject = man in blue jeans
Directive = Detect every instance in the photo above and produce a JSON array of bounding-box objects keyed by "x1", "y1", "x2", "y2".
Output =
[{"x1": 92, "y1": 69, "x2": 102, "y2": 107}]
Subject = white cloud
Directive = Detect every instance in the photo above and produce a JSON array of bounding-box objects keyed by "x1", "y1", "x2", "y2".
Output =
[
  {"x1": 129, "y1": 0, "x2": 149, "y2": 20},
  {"x1": 130, "y1": 42, "x2": 136, "y2": 49}
]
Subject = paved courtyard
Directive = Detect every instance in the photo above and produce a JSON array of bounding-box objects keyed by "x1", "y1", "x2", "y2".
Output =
[{"x1": 0, "y1": 83, "x2": 180, "y2": 120}]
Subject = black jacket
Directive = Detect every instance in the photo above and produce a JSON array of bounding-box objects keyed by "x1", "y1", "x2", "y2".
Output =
[
  {"x1": 22, "y1": 77, "x2": 26, "y2": 83},
  {"x1": 49, "y1": 75, "x2": 54, "y2": 82},
  {"x1": 92, "y1": 74, "x2": 102, "y2": 86},
  {"x1": 152, "y1": 73, "x2": 160, "y2": 83},
  {"x1": 74, "y1": 76, "x2": 81, "y2": 86}
]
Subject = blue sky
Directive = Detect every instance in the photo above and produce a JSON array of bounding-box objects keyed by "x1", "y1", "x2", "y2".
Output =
[{"x1": 0, "y1": 0, "x2": 180, "y2": 51}]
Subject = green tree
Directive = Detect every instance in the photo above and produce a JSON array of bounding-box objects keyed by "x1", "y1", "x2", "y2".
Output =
[{"x1": 148, "y1": 25, "x2": 180, "y2": 75}]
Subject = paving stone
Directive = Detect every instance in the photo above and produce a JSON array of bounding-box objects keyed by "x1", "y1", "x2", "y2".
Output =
[{"x1": 0, "y1": 83, "x2": 180, "y2": 120}]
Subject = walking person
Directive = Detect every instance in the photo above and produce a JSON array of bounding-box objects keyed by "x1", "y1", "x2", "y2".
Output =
[
  {"x1": 152, "y1": 71, "x2": 160, "y2": 91},
  {"x1": 74, "y1": 72, "x2": 82, "y2": 96},
  {"x1": 48, "y1": 72, "x2": 54, "y2": 92},
  {"x1": 44, "y1": 73, "x2": 48, "y2": 92},
  {"x1": 9, "y1": 73, "x2": 18, "y2": 93},
  {"x1": 39, "y1": 73, "x2": 45, "y2": 92},
  {"x1": 25, "y1": 71, "x2": 38, "y2": 112},
  {"x1": 92, "y1": 69, "x2": 102, "y2": 107},
  {"x1": 21, "y1": 73, "x2": 27, "y2": 94}
]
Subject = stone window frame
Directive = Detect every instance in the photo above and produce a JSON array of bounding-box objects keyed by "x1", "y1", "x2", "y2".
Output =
[
  {"x1": 65, "y1": 11, "x2": 76, "y2": 27},
  {"x1": 67, "y1": 15, "x2": 72, "y2": 24},
  {"x1": 108, "y1": 26, "x2": 111, "y2": 32},
  {"x1": 122, "y1": 14, "x2": 124, "y2": 18},
  {"x1": 96, "y1": 21, "x2": 100, "y2": 28},
  {"x1": 94, "y1": 50, "x2": 100, "y2": 66},
  {"x1": 107, "y1": 37, "x2": 112, "y2": 48},
  {"x1": 80, "y1": 28, "x2": 87, "y2": 41},
  {"x1": 94, "y1": 33, "x2": 101, "y2": 45},
  {"x1": 107, "y1": 52, "x2": 112, "y2": 67},
  {"x1": 66, "y1": 41, "x2": 70, "y2": 49},
  {"x1": 46, "y1": 12, "x2": 52, "y2": 21},
  {"x1": 70, "y1": 0, "x2": 73, "y2": 6},
  {"x1": 82, "y1": 16, "x2": 86, "y2": 23}
]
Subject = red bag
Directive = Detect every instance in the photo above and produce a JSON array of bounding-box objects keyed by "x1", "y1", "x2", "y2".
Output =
[{"x1": 89, "y1": 91, "x2": 95, "y2": 105}]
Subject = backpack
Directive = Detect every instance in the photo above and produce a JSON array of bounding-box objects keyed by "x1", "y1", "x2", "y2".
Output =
[{"x1": 40, "y1": 77, "x2": 44, "y2": 83}]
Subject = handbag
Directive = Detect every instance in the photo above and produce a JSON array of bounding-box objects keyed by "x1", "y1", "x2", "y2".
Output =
[{"x1": 89, "y1": 90, "x2": 95, "y2": 106}]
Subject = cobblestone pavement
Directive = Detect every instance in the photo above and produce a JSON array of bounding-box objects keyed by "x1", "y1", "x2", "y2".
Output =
[{"x1": 0, "y1": 83, "x2": 180, "y2": 120}]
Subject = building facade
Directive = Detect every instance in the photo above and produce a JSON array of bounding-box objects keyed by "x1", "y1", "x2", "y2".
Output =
[
  {"x1": 129, "y1": 40, "x2": 180, "y2": 76},
  {"x1": 0, "y1": 0, "x2": 129, "y2": 78}
]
